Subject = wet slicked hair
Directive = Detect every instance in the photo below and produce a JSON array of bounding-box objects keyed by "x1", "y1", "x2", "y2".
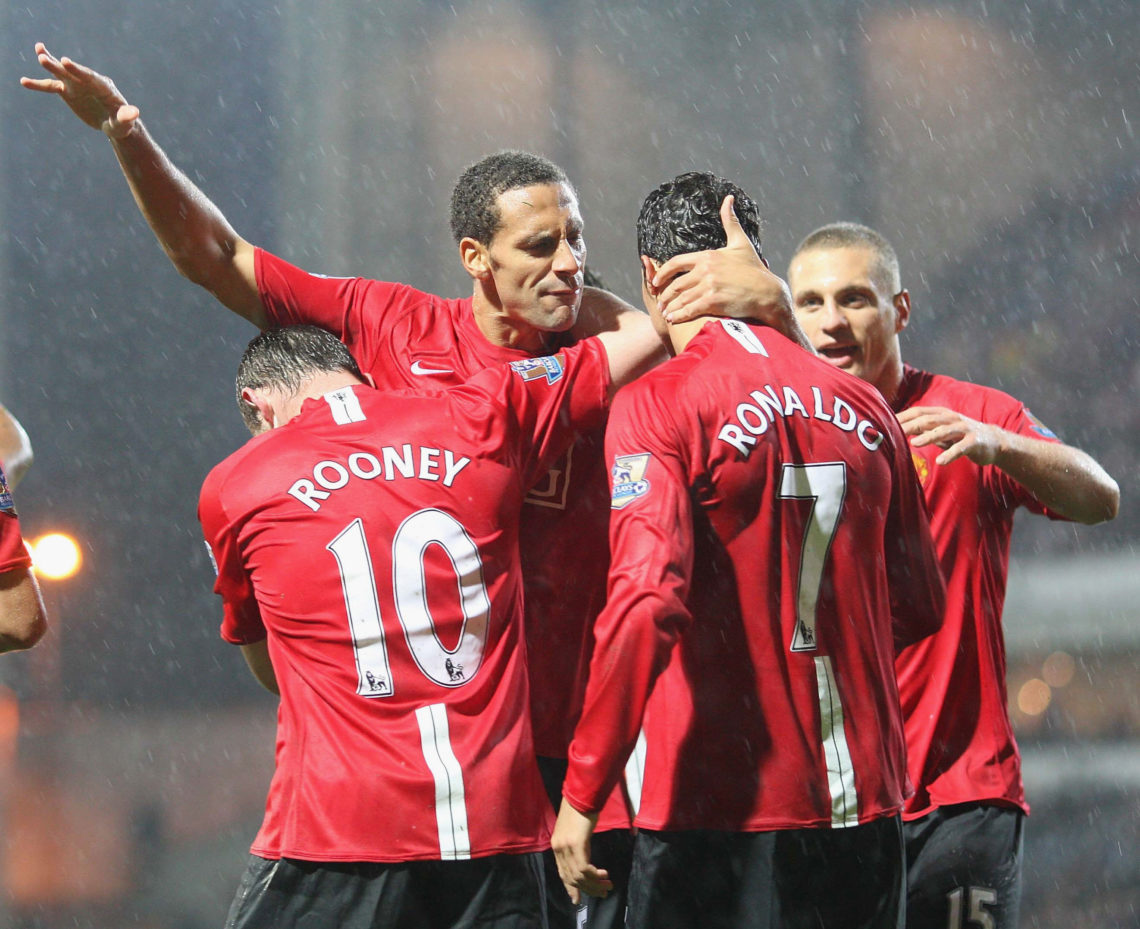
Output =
[
  {"x1": 449, "y1": 150, "x2": 573, "y2": 245},
  {"x1": 637, "y1": 171, "x2": 763, "y2": 264},
  {"x1": 235, "y1": 325, "x2": 364, "y2": 433},
  {"x1": 792, "y1": 222, "x2": 902, "y2": 295}
]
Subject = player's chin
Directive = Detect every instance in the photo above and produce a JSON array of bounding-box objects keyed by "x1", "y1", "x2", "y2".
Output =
[{"x1": 539, "y1": 304, "x2": 579, "y2": 332}]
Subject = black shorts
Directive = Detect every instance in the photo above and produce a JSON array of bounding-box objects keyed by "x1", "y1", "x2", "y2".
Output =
[
  {"x1": 224, "y1": 852, "x2": 548, "y2": 929},
  {"x1": 536, "y1": 755, "x2": 634, "y2": 929},
  {"x1": 626, "y1": 817, "x2": 905, "y2": 929},
  {"x1": 903, "y1": 803, "x2": 1024, "y2": 929}
]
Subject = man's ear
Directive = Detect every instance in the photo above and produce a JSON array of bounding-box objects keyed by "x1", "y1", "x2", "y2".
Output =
[
  {"x1": 640, "y1": 255, "x2": 659, "y2": 296},
  {"x1": 459, "y1": 237, "x2": 492, "y2": 282},
  {"x1": 241, "y1": 387, "x2": 276, "y2": 431},
  {"x1": 362, "y1": 372, "x2": 376, "y2": 389},
  {"x1": 893, "y1": 289, "x2": 912, "y2": 334}
]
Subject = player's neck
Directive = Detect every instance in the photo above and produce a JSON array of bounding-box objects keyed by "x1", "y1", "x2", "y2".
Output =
[
  {"x1": 278, "y1": 373, "x2": 366, "y2": 426},
  {"x1": 667, "y1": 316, "x2": 714, "y2": 355},
  {"x1": 471, "y1": 294, "x2": 556, "y2": 354},
  {"x1": 876, "y1": 356, "x2": 906, "y2": 405}
]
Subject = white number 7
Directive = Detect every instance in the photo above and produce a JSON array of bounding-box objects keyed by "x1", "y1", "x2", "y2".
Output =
[{"x1": 778, "y1": 462, "x2": 847, "y2": 652}]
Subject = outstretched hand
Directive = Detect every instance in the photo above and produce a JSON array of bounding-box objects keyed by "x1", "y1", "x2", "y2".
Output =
[
  {"x1": 897, "y1": 406, "x2": 1004, "y2": 466},
  {"x1": 20, "y1": 43, "x2": 139, "y2": 138},
  {"x1": 652, "y1": 195, "x2": 793, "y2": 327}
]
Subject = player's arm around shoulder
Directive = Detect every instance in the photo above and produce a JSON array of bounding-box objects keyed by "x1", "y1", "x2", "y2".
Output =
[
  {"x1": 575, "y1": 288, "x2": 670, "y2": 396},
  {"x1": 897, "y1": 403, "x2": 1120, "y2": 524}
]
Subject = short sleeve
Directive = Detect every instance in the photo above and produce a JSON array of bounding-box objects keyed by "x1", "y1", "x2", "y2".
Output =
[
  {"x1": 0, "y1": 466, "x2": 31, "y2": 573},
  {"x1": 198, "y1": 463, "x2": 266, "y2": 645},
  {"x1": 984, "y1": 394, "x2": 1066, "y2": 517}
]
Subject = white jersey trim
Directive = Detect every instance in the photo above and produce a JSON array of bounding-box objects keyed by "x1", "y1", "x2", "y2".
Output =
[
  {"x1": 415, "y1": 703, "x2": 472, "y2": 859},
  {"x1": 719, "y1": 318, "x2": 769, "y2": 356},
  {"x1": 815, "y1": 655, "x2": 860, "y2": 828},
  {"x1": 324, "y1": 386, "x2": 367, "y2": 425},
  {"x1": 623, "y1": 728, "x2": 649, "y2": 817}
]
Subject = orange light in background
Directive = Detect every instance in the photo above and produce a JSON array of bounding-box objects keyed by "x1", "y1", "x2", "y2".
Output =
[
  {"x1": 1042, "y1": 650, "x2": 1076, "y2": 688},
  {"x1": 1017, "y1": 678, "x2": 1052, "y2": 716},
  {"x1": 0, "y1": 686, "x2": 18, "y2": 770},
  {"x1": 29, "y1": 533, "x2": 82, "y2": 581}
]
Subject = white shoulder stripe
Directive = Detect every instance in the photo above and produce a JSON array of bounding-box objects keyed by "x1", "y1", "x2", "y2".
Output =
[{"x1": 324, "y1": 386, "x2": 367, "y2": 425}]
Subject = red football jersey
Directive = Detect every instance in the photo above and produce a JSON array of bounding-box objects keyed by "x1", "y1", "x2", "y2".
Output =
[
  {"x1": 198, "y1": 340, "x2": 610, "y2": 862},
  {"x1": 563, "y1": 320, "x2": 946, "y2": 832},
  {"x1": 0, "y1": 466, "x2": 30, "y2": 573},
  {"x1": 893, "y1": 365, "x2": 1066, "y2": 819},
  {"x1": 255, "y1": 249, "x2": 612, "y2": 761}
]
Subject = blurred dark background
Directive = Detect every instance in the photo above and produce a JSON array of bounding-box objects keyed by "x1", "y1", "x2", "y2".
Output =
[{"x1": 0, "y1": 1, "x2": 1135, "y2": 925}]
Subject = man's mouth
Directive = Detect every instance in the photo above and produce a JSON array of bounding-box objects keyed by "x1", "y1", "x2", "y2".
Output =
[{"x1": 817, "y1": 344, "x2": 858, "y2": 365}]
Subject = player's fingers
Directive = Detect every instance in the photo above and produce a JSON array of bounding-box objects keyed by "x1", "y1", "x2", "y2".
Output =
[
  {"x1": 19, "y1": 77, "x2": 65, "y2": 94},
  {"x1": 116, "y1": 104, "x2": 140, "y2": 124},
  {"x1": 899, "y1": 415, "x2": 939, "y2": 437},
  {"x1": 35, "y1": 43, "x2": 61, "y2": 65},
  {"x1": 665, "y1": 292, "x2": 711, "y2": 324},
  {"x1": 896, "y1": 406, "x2": 946, "y2": 424},
  {"x1": 35, "y1": 51, "x2": 68, "y2": 80},
  {"x1": 907, "y1": 423, "x2": 957, "y2": 447},
  {"x1": 579, "y1": 866, "x2": 613, "y2": 899},
  {"x1": 652, "y1": 253, "x2": 699, "y2": 289},
  {"x1": 935, "y1": 438, "x2": 971, "y2": 466},
  {"x1": 720, "y1": 195, "x2": 752, "y2": 251},
  {"x1": 59, "y1": 57, "x2": 97, "y2": 81},
  {"x1": 657, "y1": 268, "x2": 697, "y2": 304}
]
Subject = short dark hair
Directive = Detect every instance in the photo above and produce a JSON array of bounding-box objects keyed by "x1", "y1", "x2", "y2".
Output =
[
  {"x1": 449, "y1": 150, "x2": 573, "y2": 245},
  {"x1": 637, "y1": 171, "x2": 763, "y2": 264},
  {"x1": 791, "y1": 222, "x2": 901, "y2": 294},
  {"x1": 235, "y1": 326, "x2": 363, "y2": 432}
]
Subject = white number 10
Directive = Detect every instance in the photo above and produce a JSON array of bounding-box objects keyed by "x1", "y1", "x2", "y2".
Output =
[{"x1": 327, "y1": 509, "x2": 491, "y2": 697}]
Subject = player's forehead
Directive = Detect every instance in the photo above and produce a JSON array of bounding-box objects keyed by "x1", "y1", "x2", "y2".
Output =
[
  {"x1": 492, "y1": 183, "x2": 582, "y2": 239},
  {"x1": 790, "y1": 245, "x2": 884, "y2": 295}
]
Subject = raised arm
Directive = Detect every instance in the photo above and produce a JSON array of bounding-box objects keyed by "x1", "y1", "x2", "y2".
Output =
[
  {"x1": 898, "y1": 406, "x2": 1120, "y2": 525},
  {"x1": 650, "y1": 196, "x2": 814, "y2": 351},
  {"x1": 21, "y1": 43, "x2": 265, "y2": 327}
]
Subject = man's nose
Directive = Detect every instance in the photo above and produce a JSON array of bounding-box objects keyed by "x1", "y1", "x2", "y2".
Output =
[
  {"x1": 820, "y1": 298, "x2": 846, "y2": 330},
  {"x1": 553, "y1": 240, "x2": 582, "y2": 275}
]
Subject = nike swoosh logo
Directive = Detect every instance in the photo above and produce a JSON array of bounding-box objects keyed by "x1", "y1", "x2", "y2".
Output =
[{"x1": 410, "y1": 360, "x2": 455, "y2": 376}]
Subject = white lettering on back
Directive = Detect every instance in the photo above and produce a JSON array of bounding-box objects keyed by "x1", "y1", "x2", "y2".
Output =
[
  {"x1": 287, "y1": 445, "x2": 473, "y2": 510},
  {"x1": 716, "y1": 383, "x2": 887, "y2": 460}
]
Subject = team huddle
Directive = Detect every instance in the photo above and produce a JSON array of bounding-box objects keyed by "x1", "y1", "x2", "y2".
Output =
[{"x1": 22, "y1": 43, "x2": 1119, "y2": 929}]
